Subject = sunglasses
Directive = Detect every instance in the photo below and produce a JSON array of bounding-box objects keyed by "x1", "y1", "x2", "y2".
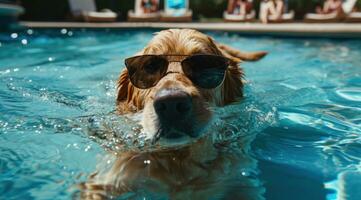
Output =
[{"x1": 124, "y1": 54, "x2": 230, "y2": 89}]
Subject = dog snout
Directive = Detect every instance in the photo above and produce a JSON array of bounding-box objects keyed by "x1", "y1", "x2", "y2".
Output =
[{"x1": 154, "y1": 88, "x2": 192, "y2": 121}]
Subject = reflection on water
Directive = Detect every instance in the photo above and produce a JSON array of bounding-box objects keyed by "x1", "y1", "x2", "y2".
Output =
[{"x1": 0, "y1": 29, "x2": 360, "y2": 199}]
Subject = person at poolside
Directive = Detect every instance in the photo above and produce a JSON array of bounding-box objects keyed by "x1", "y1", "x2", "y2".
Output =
[
  {"x1": 141, "y1": 0, "x2": 159, "y2": 13},
  {"x1": 316, "y1": 0, "x2": 343, "y2": 15},
  {"x1": 227, "y1": 0, "x2": 253, "y2": 16},
  {"x1": 259, "y1": 0, "x2": 285, "y2": 23}
]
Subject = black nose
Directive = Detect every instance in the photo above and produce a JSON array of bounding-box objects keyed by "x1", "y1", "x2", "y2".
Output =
[{"x1": 153, "y1": 88, "x2": 192, "y2": 122}]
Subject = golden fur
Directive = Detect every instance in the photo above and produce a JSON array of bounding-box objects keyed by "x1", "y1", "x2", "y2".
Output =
[
  {"x1": 116, "y1": 29, "x2": 266, "y2": 113},
  {"x1": 80, "y1": 29, "x2": 267, "y2": 200}
]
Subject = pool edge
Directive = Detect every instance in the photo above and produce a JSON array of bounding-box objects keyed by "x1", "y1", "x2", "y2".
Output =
[{"x1": 19, "y1": 21, "x2": 361, "y2": 38}]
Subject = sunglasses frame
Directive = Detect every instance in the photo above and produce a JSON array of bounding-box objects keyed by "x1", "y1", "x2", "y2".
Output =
[{"x1": 124, "y1": 54, "x2": 231, "y2": 89}]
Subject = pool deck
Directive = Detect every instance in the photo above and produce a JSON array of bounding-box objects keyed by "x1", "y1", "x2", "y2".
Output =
[{"x1": 21, "y1": 21, "x2": 361, "y2": 38}]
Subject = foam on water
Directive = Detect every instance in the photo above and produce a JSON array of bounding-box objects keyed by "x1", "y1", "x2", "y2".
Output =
[{"x1": 0, "y1": 29, "x2": 360, "y2": 199}]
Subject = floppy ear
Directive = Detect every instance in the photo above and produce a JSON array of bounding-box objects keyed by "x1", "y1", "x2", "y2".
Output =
[
  {"x1": 203, "y1": 36, "x2": 244, "y2": 105},
  {"x1": 117, "y1": 69, "x2": 130, "y2": 102},
  {"x1": 116, "y1": 69, "x2": 143, "y2": 113},
  {"x1": 215, "y1": 43, "x2": 267, "y2": 104},
  {"x1": 217, "y1": 43, "x2": 267, "y2": 62},
  {"x1": 222, "y1": 60, "x2": 245, "y2": 105}
]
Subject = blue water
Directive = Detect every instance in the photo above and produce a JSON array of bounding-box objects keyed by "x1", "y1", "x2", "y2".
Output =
[{"x1": 0, "y1": 29, "x2": 360, "y2": 200}]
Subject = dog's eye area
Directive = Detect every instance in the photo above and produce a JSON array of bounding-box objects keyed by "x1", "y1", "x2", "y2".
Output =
[
  {"x1": 125, "y1": 56, "x2": 168, "y2": 89},
  {"x1": 143, "y1": 57, "x2": 166, "y2": 74},
  {"x1": 125, "y1": 55, "x2": 229, "y2": 89},
  {"x1": 182, "y1": 55, "x2": 229, "y2": 89}
]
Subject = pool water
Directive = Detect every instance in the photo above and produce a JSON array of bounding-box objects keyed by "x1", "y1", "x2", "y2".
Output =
[{"x1": 0, "y1": 29, "x2": 360, "y2": 200}]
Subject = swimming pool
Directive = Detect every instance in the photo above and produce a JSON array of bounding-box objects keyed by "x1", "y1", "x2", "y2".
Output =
[{"x1": 0, "y1": 29, "x2": 360, "y2": 200}]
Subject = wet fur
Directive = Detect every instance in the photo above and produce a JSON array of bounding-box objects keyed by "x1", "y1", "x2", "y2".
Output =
[{"x1": 80, "y1": 29, "x2": 267, "y2": 200}]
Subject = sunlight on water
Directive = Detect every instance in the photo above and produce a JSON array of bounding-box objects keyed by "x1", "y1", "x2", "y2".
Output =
[{"x1": 0, "y1": 29, "x2": 360, "y2": 199}]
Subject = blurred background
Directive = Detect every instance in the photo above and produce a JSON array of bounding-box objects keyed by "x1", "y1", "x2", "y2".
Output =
[{"x1": 10, "y1": 0, "x2": 361, "y2": 22}]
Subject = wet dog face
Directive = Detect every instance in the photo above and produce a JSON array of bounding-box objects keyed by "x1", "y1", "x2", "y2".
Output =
[
  {"x1": 116, "y1": 29, "x2": 265, "y2": 146},
  {"x1": 141, "y1": 59, "x2": 213, "y2": 144}
]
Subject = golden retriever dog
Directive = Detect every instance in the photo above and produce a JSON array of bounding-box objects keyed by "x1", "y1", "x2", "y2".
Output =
[{"x1": 80, "y1": 29, "x2": 267, "y2": 200}]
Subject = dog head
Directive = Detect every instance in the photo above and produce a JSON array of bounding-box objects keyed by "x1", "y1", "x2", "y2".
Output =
[{"x1": 116, "y1": 29, "x2": 266, "y2": 146}]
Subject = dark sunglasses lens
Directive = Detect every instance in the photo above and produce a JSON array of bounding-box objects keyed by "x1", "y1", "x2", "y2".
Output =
[
  {"x1": 183, "y1": 55, "x2": 228, "y2": 89},
  {"x1": 125, "y1": 56, "x2": 167, "y2": 89}
]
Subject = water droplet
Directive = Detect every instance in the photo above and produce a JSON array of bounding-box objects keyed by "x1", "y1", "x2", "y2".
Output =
[
  {"x1": 11, "y1": 33, "x2": 18, "y2": 39},
  {"x1": 61, "y1": 28, "x2": 67, "y2": 34},
  {"x1": 27, "y1": 29, "x2": 33, "y2": 35},
  {"x1": 48, "y1": 57, "x2": 54, "y2": 62},
  {"x1": 21, "y1": 39, "x2": 28, "y2": 45},
  {"x1": 68, "y1": 31, "x2": 73, "y2": 36},
  {"x1": 84, "y1": 145, "x2": 91, "y2": 152},
  {"x1": 13, "y1": 68, "x2": 19, "y2": 72}
]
